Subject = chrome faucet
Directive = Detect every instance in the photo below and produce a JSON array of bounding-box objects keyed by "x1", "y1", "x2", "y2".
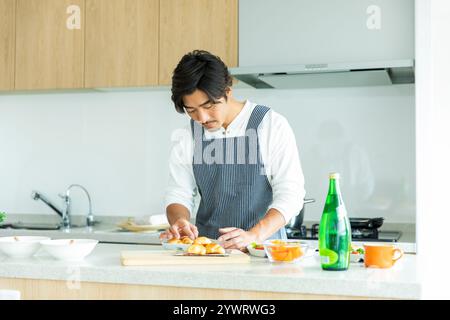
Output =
[
  {"x1": 59, "y1": 184, "x2": 94, "y2": 229},
  {"x1": 31, "y1": 184, "x2": 95, "y2": 230},
  {"x1": 31, "y1": 191, "x2": 64, "y2": 218}
]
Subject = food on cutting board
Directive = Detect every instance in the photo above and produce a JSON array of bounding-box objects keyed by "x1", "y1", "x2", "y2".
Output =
[
  {"x1": 167, "y1": 236, "x2": 194, "y2": 245},
  {"x1": 187, "y1": 236, "x2": 225, "y2": 255},
  {"x1": 187, "y1": 244, "x2": 207, "y2": 255},
  {"x1": 205, "y1": 243, "x2": 225, "y2": 254},
  {"x1": 193, "y1": 236, "x2": 212, "y2": 245},
  {"x1": 167, "y1": 238, "x2": 182, "y2": 244},
  {"x1": 165, "y1": 236, "x2": 225, "y2": 255},
  {"x1": 181, "y1": 236, "x2": 194, "y2": 244}
]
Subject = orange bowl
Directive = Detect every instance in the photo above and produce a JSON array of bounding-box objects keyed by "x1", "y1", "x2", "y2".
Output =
[{"x1": 263, "y1": 239, "x2": 308, "y2": 263}]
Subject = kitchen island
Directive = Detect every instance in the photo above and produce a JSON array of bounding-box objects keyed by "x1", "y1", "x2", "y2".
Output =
[{"x1": 0, "y1": 243, "x2": 420, "y2": 300}]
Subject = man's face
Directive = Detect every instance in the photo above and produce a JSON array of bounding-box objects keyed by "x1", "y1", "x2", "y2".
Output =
[{"x1": 182, "y1": 89, "x2": 229, "y2": 131}]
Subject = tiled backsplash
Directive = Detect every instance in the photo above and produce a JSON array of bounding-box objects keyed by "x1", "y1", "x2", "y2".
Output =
[{"x1": 0, "y1": 84, "x2": 415, "y2": 223}]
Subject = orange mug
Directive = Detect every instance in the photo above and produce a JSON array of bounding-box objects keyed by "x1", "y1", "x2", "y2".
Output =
[{"x1": 363, "y1": 244, "x2": 403, "y2": 268}]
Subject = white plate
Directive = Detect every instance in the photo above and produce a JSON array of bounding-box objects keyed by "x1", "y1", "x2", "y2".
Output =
[
  {"x1": 246, "y1": 245, "x2": 267, "y2": 258},
  {"x1": 40, "y1": 239, "x2": 98, "y2": 261},
  {"x1": 0, "y1": 236, "x2": 51, "y2": 259},
  {"x1": 117, "y1": 220, "x2": 170, "y2": 233},
  {"x1": 161, "y1": 241, "x2": 191, "y2": 251}
]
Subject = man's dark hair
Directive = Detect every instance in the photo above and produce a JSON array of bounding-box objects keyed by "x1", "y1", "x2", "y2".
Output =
[{"x1": 171, "y1": 50, "x2": 233, "y2": 114}]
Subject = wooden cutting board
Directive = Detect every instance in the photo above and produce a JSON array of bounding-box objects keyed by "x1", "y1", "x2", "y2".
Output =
[{"x1": 121, "y1": 249, "x2": 250, "y2": 266}]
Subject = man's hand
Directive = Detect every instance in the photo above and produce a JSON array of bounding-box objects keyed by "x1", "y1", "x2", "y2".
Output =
[
  {"x1": 218, "y1": 209, "x2": 286, "y2": 249},
  {"x1": 159, "y1": 218, "x2": 199, "y2": 241},
  {"x1": 217, "y1": 227, "x2": 259, "y2": 250}
]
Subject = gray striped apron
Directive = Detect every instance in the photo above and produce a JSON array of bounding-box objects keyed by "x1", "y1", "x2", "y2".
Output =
[{"x1": 191, "y1": 105, "x2": 287, "y2": 240}]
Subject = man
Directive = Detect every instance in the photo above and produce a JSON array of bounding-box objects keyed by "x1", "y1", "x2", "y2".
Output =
[{"x1": 160, "y1": 50, "x2": 305, "y2": 250}]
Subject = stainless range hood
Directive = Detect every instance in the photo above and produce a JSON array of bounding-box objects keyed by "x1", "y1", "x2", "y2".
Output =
[{"x1": 229, "y1": 59, "x2": 415, "y2": 89}]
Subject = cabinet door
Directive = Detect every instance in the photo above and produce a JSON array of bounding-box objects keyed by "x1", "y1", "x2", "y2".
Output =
[
  {"x1": 85, "y1": 0, "x2": 159, "y2": 88},
  {"x1": 0, "y1": 0, "x2": 15, "y2": 91},
  {"x1": 15, "y1": 0, "x2": 85, "y2": 90},
  {"x1": 238, "y1": 0, "x2": 415, "y2": 67},
  {"x1": 159, "y1": 0, "x2": 238, "y2": 85}
]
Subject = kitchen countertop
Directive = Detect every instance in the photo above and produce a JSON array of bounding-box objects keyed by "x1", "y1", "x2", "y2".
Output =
[
  {"x1": 0, "y1": 243, "x2": 421, "y2": 299},
  {"x1": 0, "y1": 214, "x2": 417, "y2": 253}
]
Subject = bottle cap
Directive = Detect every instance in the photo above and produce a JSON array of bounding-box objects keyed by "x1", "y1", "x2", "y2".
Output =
[{"x1": 329, "y1": 172, "x2": 340, "y2": 179}]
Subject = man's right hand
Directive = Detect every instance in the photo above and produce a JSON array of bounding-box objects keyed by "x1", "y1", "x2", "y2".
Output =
[{"x1": 159, "y1": 218, "x2": 199, "y2": 241}]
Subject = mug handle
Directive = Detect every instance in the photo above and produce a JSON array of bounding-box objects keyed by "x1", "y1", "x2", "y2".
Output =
[{"x1": 392, "y1": 248, "x2": 404, "y2": 263}]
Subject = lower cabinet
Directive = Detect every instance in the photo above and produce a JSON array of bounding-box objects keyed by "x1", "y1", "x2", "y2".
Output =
[{"x1": 0, "y1": 277, "x2": 371, "y2": 299}]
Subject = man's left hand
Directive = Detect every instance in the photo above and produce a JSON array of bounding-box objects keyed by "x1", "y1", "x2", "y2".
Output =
[{"x1": 217, "y1": 227, "x2": 259, "y2": 250}]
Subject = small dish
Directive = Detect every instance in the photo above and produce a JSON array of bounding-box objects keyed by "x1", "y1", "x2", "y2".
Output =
[
  {"x1": 263, "y1": 239, "x2": 308, "y2": 263},
  {"x1": 350, "y1": 246, "x2": 365, "y2": 263},
  {"x1": 40, "y1": 239, "x2": 98, "y2": 261},
  {"x1": 0, "y1": 236, "x2": 50, "y2": 259},
  {"x1": 246, "y1": 243, "x2": 267, "y2": 258}
]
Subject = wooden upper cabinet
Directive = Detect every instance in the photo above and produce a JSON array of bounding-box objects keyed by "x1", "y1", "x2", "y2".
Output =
[
  {"x1": 15, "y1": 0, "x2": 85, "y2": 90},
  {"x1": 85, "y1": 0, "x2": 159, "y2": 88},
  {"x1": 0, "y1": 0, "x2": 15, "y2": 91},
  {"x1": 9, "y1": 0, "x2": 236, "y2": 91},
  {"x1": 159, "y1": 0, "x2": 238, "y2": 85}
]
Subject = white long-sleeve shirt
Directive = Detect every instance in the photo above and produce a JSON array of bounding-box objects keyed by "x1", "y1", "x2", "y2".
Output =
[{"x1": 165, "y1": 100, "x2": 306, "y2": 225}]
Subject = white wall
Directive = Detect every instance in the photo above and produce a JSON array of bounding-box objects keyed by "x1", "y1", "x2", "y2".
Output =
[
  {"x1": 0, "y1": 84, "x2": 415, "y2": 223},
  {"x1": 415, "y1": 0, "x2": 450, "y2": 299}
]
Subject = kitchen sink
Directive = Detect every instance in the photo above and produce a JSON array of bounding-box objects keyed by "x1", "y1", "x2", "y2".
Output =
[
  {"x1": 0, "y1": 221, "x2": 98, "y2": 231},
  {"x1": 9, "y1": 222, "x2": 61, "y2": 230}
]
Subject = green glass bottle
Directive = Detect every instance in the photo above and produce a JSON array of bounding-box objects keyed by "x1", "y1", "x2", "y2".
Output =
[{"x1": 319, "y1": 173, "x2": 352, "y2": 271}]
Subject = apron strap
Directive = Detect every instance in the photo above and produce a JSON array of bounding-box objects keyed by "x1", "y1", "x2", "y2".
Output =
[{"x1": 245, "y1": 105, "x2": 271, "y2": 131}]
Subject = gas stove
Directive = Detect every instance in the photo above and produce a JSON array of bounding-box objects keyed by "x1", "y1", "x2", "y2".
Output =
[{"x1": 286, "y1": 223, "x2": 402, "y2": 242}]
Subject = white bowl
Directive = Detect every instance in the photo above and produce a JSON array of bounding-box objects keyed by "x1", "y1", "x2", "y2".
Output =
[
  {"x1": 246, "y1": 244, "x2": 267, "y2": 258},
  {"x1": 350, "y1": 253, "x2": 364, "y2": 263},
  {"x1": 40, "y1": 239, "x2": 98, "y2": 261},
  {"x1": 0, "y1": 236, "x2": 51, "y2": 258},
  {"x1": 350, "y1": 246, "x2": 365, "y2": 263}
]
